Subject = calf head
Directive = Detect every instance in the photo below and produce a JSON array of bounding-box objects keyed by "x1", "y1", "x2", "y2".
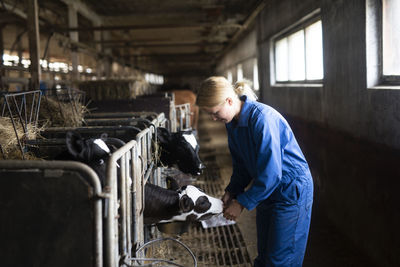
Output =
[
  {"x1": 65, "y1": 131, "x2": 111, "y2": 185},
  {"x1": 157, "y1": 127, "x2": 204, "y2": 176},
  {"x1": 172, "y1": 185, "x2": 223, "y2": 222}
]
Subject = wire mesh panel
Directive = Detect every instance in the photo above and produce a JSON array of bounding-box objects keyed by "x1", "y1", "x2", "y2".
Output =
[{"x1": 0, "y1": 90, "x2": 41, "y2": 159}]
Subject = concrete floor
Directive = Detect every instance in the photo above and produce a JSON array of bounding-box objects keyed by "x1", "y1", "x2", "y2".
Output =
[{"x1": 197, "y1": 111, "x2": 379, "y2": 267}]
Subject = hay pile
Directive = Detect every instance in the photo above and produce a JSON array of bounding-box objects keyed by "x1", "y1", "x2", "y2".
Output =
[
  {"x1": 39, "y1": 96, "x2": 88, "y2": 127},
  {"x1": 78, "y1": 78, "x2": 152, "y2": 101},
  {"x1": 0, "y1": 116, "x2": 41, "y2": 160}
]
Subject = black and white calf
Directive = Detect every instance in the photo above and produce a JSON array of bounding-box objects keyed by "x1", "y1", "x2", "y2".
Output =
[
  {"x1": 56, "y1": 131, "x2": 112, "y2": 185},
  {"x1": 61, "y1": 132, "x2": 221, "y2": 225},
  {"x1": 156, "y1": 127, "x2": 204, "y2": 176},
  {"x1": 143, "y1": 183, "x2": 223, "y2": 225}
]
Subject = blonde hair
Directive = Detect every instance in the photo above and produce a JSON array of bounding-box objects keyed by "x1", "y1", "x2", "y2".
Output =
[
  {"x1": 234, "y1": 79, "x2": 258, "y2": 101},
  {"x1": 197, "y1": 76, "x2": 257, "y2": 107}
]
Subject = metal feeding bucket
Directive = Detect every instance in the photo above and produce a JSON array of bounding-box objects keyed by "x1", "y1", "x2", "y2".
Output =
[{"x1": 156, "y1": 221, "x2": 190, "y2": 235}]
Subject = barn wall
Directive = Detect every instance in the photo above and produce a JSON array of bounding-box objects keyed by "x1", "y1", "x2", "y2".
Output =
[
  {"x1": 216, "y1": 28, "x2": 258, "y2": 85},
  {"x1": 256, "y1": 0, "x2": 400, "y2": 266}
]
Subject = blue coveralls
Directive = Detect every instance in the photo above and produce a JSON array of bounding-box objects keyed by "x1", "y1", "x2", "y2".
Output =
[{"x1": 225, "y1": 96, "x2": 313, "y2": 267}]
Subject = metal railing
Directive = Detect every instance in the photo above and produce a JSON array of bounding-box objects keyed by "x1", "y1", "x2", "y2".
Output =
[
  {"x1": 175, "y1": 103, "x2": 192, "y2": 131},
  {"x1": 0, "y1": 160, "x2": 106, "y2": 267},
  {"x1": 105, "y1": 125, "x2": 157, "y2": 267}
]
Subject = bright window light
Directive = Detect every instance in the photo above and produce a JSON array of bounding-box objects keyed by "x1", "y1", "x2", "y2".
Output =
[
  {"x1": 288, "y1": 29, "x2": 305, "y2": 81},
  {"x1": 275, "y1": 38, "x2": 288, "y2": 81},
  {"x1": 306, "y1": 21, "x2": 324, "y2": 79},
  {"x1": 273, "y1": 18, "x2": 323, "y2": 83},
  {"x1": 145, "y1": 73, "x2": 164, "y2": 85},
  {"x1": 227, "y1": 71, "x2": 233, "y2": 83},
  {"x1": 382, "y1": 0, "x2": 400, "y2": 75},
  {"x1": 253, "y1": 59, "x2": 259, "y2": 90},
  {"x1": 237, "y1": 64, "x2": 243, "y2": 81}
]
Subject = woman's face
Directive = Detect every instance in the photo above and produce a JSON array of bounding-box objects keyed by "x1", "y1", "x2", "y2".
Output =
[{"x1": 203, "y1": 98, "x2": 236, "y2": 123}]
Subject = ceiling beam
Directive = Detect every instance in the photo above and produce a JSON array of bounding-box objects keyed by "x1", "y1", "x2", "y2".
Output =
[
  {"x1": 218, "y1": 0, "x2": 267, "y2": 58},
  {"x1": 58, "y1": 23, "x2": 242, "y2": 32},
  {"x1": 127, "y1": 52, "x2": 214, "y2": 58},
  {"x1": 103, "y1": 41, "x2": 225, "y2": 48},
  {"x1": 60, "y1": 0, "x2": 101, "y2": 24}
]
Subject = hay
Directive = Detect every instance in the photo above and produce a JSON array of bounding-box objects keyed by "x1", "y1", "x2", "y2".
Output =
[
  {"x1": 39, "y1": 96, "x2": 88, "y2": 127},
  {"x1": 0, "y1": 116, "x2": 42, "y2": 160},
  {"x1": 78, "y1": 78, "x2": 152, "y2": 101}
]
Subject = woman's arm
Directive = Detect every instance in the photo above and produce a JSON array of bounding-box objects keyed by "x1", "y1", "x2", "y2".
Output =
[{"x1": 236, "y1": 110, "x2": 284, "y2": 210}]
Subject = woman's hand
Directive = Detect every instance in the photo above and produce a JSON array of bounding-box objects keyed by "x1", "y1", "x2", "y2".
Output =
[
  {"x1": 223, "y1": 199, "x2": 244, "y2": 221},
  {"x1": 221, "y1": 191, "x2": 232, "y2": 209}
]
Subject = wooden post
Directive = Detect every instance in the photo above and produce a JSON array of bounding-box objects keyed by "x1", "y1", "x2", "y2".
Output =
[
  {"x1": 25, "y1": 0, "x2": 41, "y2": 91},
  {"x1": 0, "y1": 24, "x2": 4, "y2": 91},
  {"x1": 17, "y1": 35, "x2": 24, "y2": 78},
  {"x1": 68, "y1": 2, "x2": 79, "y2": 81}
]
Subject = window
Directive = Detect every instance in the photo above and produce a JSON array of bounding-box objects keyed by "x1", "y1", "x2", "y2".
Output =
[
  {"x1": 382, "y1": 0, "x2": 400, "y2": 82},
  {"x1": 237, "y1": 64, "x2": 243, "y2": 81},
  {"x1": 227, "y1": 71, "x2": 233, "y2": 83},
  {"x1": 253, "y1": 59, "x2": 259, "y2": 90},
  {"x1": 271, "y1": 13, "x2": 323, "y2": 85},
  {"x1": 367, "y1": 0, "x2": 400, "y2": 88},
  {"x1": 145, "y1": 73, "x2": 164, "y2": 85}
]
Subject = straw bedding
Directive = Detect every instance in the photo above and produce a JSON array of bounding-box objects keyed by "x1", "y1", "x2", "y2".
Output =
[{"x1": 0, "y1": 117, "x2": 41, "y2": 160}]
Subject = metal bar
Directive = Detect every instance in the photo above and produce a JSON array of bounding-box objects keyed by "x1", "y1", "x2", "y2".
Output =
[
  {"x1": 204, "y1": 225, "x2": 220, "y2": 266},
  {"x1": 29, "y1": 91, "x2": 35, "y2": 125},
  {"x1": 10, "y1": 95, "x2": 27, "y2": 133},
  {"x1": 34, "y1": 91, "x2": 41, "y2": 128},
  {"x1": 120, "y1": 154, "x2": 128, "y2": 258},
  {"x1": 232, "y1": 224, "x2": 252, "y2": 266},
  {"x1": 0, "y1": 144, "x2": 6, "y2": 160},
  {"x1": 225, "y1": 225, "x2": 241, "y2": 265},
  {"x1": 5, "y1": 97, "x2": 25, "y2": 159}
]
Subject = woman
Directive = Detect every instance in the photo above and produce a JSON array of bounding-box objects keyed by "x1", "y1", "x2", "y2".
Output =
[{"x1": 196, "y1": 76, "x2": 313, "y2": 267}]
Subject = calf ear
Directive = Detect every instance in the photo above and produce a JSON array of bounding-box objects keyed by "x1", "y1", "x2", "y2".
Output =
[
  {"x1": 156, "y1": 127, "x2": 171, "y2": 144},
  {"x1": 66, "y1": 131, "x2": 85, "y2": 159},
  {"x1": 100, "y1": 133, "x2": 108, "y2": 140},
  {"x1": 166, "y1": 176, "x2": 180, "y2": 191},
  {"x1": 179, "y1": 194, "x2": 194, "y2": 213}
]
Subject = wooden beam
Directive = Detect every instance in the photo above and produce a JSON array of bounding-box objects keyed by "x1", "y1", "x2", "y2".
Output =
[
  {"x1": 103, "y1": 40, "x2": 226, "y2": 48},
  {"x1": 218, "y1": 0, "x2": 267, "y2": 58},
  {"x1": 128, "y1": 52, "x2": 214, "y2": 58},
  {"x1": 59, "y1": 23, "x2": 241, "y2": 32},
  {"x1": 60, "y1": 0, "x2": 101, "y2": 24},
  {"x1": 25, "y1": 0, "x2": 41, "y2": 90},
  {"x1": 68, "y1": 2, "x2": 79, "y2": 80},
  {"x1": 90, "y1": 38, "x2": 170, "y2": 44}
]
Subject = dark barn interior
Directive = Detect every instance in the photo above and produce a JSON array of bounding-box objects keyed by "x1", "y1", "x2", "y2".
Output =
[{"x1": 0, "y1": 0, "x2": 399, "y2": 266}]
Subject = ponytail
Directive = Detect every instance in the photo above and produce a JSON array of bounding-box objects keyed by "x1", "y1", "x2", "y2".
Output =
[
  {"x1": 234, "y1": 80, "x2": 258, "y2": 101},
  {"x1": 197, "y1": 76, "x2": 258, "y2": 108}
]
